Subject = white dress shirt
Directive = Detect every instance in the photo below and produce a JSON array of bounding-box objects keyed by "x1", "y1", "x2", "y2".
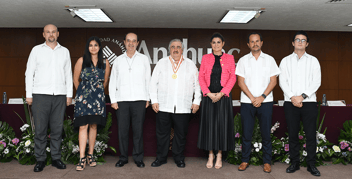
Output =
[
  {"x1": 109, "y1": 51, "x2": 151, "y2": 103},
  {"x1": 279, "y1": 52, "x2": 321, "y2": 102},
  {"x1": 149, "y1": 56, "x2": 201, "y2": 114},
  {"x1": 25, "y1": 42, "x2": 73, "y2": 98},
  {"x1": 235, "y1": 51, "x2": 281, "y2": 103}
]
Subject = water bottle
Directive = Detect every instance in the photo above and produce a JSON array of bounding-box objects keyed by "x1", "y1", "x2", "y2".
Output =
[
  {"x1": 2, "y1": 92, "x2": 7, "y2": 104},
  {"x1": 322, "y1": 94, "x2": 326, "y2": 106}
]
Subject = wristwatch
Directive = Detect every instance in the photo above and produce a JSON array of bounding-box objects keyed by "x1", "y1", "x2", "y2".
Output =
[
  {"x1": 301, "y1": 93, "x2": 308, "y2": 99},
  {"x1": 261, "y1": 94, "x2": 267, "y2": 99}
]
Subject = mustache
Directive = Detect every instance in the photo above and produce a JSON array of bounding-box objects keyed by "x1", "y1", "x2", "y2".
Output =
[{"x1": 173, "y1": 51, "x2": 179, "y2": 54}]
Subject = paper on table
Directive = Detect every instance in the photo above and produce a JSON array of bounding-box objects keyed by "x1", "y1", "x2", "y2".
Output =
[
  {"x1": 232, "y1": 100, "x2": 241, "y2": 106},
  {"x1": 8, "y1": 98, "x2": 24, "y2": 104},
  {"x1": 327, "y1": 100, "x2": 346, "y2": 106}
]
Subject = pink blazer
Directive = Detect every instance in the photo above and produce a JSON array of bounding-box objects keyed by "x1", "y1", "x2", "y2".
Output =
[{"x1": 198, "y1": 53, "x2": 236, "y2": 97}]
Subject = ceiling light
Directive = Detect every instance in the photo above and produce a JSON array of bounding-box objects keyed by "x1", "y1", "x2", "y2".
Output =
[
  {"x1": 348, "y1": 24, "x2": 352, "y2": 27},
  {"x1": 220, "y1": 10, "x2": 262, "y2": 24},
  {"x1": 68, "y1": 9, "x2": 113, "y2": 22}
]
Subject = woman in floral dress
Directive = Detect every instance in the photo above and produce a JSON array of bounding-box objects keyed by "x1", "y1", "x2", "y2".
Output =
[{"x1": 73, "y1": 36, "x2": 110, "y2": 171}]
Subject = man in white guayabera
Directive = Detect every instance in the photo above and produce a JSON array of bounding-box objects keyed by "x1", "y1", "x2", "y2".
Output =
[
  {"x1": 109, "y1": 32, "x2": 151, "y2": 168},
  {"x1": 149, "y1": 39, "x2": 201, "y2": 168},
  {"x1": 279, "y1": 31, "x2": 321, "y2": 177},
  {"x1": 25, "y1": 24, "x2": 72, "y2": 172}
]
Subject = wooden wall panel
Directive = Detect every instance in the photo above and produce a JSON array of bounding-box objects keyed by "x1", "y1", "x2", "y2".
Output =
[
  {"x1": 339, "y1": 90, "x2": 352, "y2": 104},
  {"x1": 57, "y1": 28, "x2": 87, "y2": 58},
  {"x1": 0, "y1": 29, "x2": 37, "y2": 57},
  {"x1": 338, "y1": 61, "x2": 352, "y2": 90},
  {"x1": 320, "y1": 61, "x2": 339, "y2": 90},
  {"x1": 317, "y1": 89, "x2": 339, "y2": 102},
  {"x1": 307, "y1": 32, "x2": 339, "y2": 61},
  {"x1": 0, "y1": 86, "x2": 26, "y2": 101},
  {"x1": 0, "y1": 58, "x2": 27, "y2": 86},
  {"x1": 0, "y1": 28, "x2": 351, "y2": 104},
  {"x1": 338, "y1": 32, "x2": 352, "y2": 61}
]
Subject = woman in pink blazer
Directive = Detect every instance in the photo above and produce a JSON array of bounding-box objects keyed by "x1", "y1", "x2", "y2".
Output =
[{"x1": 197, "y1": 33, "x2": 237, "y2": 169}]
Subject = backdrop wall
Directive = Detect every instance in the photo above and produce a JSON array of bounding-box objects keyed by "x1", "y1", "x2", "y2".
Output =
[{"x1": 0, "y1": 28, "x2": 351, "y2": 103}]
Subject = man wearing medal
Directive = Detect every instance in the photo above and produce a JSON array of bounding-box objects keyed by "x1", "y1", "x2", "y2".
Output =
[
  {"x1": 109, "y1": 32, "x2": 151, "y2": 168},
  {"x1": 149, "y1": 39, "x2": 201, "y2": 168}
]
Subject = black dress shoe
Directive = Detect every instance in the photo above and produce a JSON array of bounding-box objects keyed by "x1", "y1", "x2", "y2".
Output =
[
  {"x1": 151, "y1": 159, "x2": 167, "y2": 167},
  {"x1": 34, "y1": 161, "x2": 45, "y2": 172},
  {"x1": 135, "y1": 161, "x2": 145, "y2": 168},
  {"x1": 52, "y1": 159, "x2": 66, "y2": 169},
  {"x1": 307, "y1": 164, "x2": 321, "y2": 176},
  {"x1": 115, "y1": 160, "x2": 128, "y2": 167},
  {"x1": 175, "y1": 160, "x2": 185, "y2": 168},
  {"x1": 286, "y1": 163, "x2": 300, "y2": 173}
]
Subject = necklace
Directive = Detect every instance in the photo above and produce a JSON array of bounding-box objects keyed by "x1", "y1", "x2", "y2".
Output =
[
  {"x1": 169, "y1": 56, "x2": 183, "y2": 79},
  {"x1": 125, "y1": 53, "x2": 137, "y2": 72}
]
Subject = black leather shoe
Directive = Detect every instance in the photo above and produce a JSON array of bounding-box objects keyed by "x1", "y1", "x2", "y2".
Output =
[
  {"x1": 34, "y1": 161, "x2": 45, "y2": 172},
  {"x1": 175, "y1": 160, "x2": 185, "y2": 168},
  {"x1": 286, "y1": 163, "x2": 300, "y2": 173},
  {"x1": 52, "y1": 159, "x2": 66, "y2": 169},
  {"x1": 135, "y1": 161, "x2": 145, "y2": 168},
  {"x1": 151, "y1": 159, "x2": 167, "y2": 167},
  {"x1": 115, "y1": 160, "x2": 128, "y2": 167},
  {"x1": 307, "y1": 164, "x2": 321, "y2": 176}
]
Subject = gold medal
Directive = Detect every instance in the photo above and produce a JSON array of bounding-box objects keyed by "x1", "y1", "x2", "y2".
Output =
[{"x1": 169, "y1": 56, "x2": 183, "y2": 80}]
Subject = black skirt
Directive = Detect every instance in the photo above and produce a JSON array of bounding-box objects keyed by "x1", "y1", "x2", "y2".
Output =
[
  {"x1": 73, "y1": 115, "x2": 106, "y2": 132},
  {"x1": 197, "y1": 92, "x2": 236, "y2": 151}
]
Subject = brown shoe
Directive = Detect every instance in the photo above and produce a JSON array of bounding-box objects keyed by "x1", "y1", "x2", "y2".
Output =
[
  {"x1": 264, "y1": 163, "x2": 271, "y2": 173},
  {"x1": 238, "y1": 162, "x2": 249, "y2": 171}
]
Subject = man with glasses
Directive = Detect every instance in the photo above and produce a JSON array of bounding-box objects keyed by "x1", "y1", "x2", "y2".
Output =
[
  {"x1": 109, "y1": 32, "x2": 151, "y2": 168},
  {"x1": 149, "y1": 39, "x2": 201, "y2": 168},
  {"x1": 279, "y1": 31, "x2": 321, "y2": 176}
]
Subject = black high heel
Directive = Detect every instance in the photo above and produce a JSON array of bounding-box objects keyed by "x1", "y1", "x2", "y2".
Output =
[
  {"x1": 76, "y1": 156, "x2": 87, "y2": 171},
  {"x1": 87, "y1": 154, "x2": 97, "y2": 167}
]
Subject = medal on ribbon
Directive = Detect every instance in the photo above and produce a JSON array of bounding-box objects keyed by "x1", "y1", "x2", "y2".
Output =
[{"x1": 169, "y1": 56, "x2": 183, "y2": 79}]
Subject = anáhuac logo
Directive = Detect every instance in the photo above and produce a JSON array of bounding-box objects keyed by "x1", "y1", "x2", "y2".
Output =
[
  {"x1": 99, "y1": 37, "x2": 241, "y2": 66},
  {"x1": 100, "y1": 37, "x2": 125, "y2": 65}
]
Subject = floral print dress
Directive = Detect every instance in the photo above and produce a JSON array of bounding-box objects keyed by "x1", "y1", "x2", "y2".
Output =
[{"x1": 73, "y1": 62, "x2": 106, "y2": 130}]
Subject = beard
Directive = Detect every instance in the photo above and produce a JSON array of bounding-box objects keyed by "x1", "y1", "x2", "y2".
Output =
[{"x1": 48, "y1": 38, "x2": 56, "y2": 43}]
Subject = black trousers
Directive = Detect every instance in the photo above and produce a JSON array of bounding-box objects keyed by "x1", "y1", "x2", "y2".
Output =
[
  {"x1": 32, "y1": 94, "x2": 66, "y2": 161},
  {"x1": 240, "y1": 102, "x2": 273, "y2": 164},
  {"x1": 156, "y1": 111, "x2": 190, "y2": 162},
  {"x1": 116, "y1": 101, "x2": 146, "y2": 162},
  {"x1": 284, "y1": 102, "x2": 317, "y2": 165}
]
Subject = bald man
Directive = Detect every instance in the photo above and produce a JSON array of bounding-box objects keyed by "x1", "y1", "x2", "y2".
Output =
[
  {"x1": 109, "y1": 32, "x2": 151, "y2": 168},
  {"x1": 25, "y1": 24, "x2": 72, "y2": 172}
]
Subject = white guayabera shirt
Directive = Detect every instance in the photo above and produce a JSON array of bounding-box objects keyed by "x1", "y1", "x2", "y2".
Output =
[
  {"x1": 109, "y1": 51, "x2": 151, "y2": 103},
  {"x1": 149, "y1": 56, "x2": 201, "y2": 114},
  {"x1": 235, "y1": 51, "x2": 281, "y2": 103},
  {"x1": 25, "y1": 42, "x2": 73, "y2": 98},
  {"x1": 279, "y1": 52, "x2": 321, "y2": 102}
]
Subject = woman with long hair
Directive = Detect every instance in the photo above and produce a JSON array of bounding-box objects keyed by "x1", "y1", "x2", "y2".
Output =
[
  {"x1": 73, "y1": 36, "x2": 110, "y2": 171},
  {"x1": 198, "y1": 33, "x2": 236, "y2": 169}
]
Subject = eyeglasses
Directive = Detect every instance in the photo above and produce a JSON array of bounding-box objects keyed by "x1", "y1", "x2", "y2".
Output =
[
  {"x1": 170, "y1": 46, "x2": 182, "y2": 50},
  {"x1": 294, "y1": 38, "x2": 307, "y2": 43}
]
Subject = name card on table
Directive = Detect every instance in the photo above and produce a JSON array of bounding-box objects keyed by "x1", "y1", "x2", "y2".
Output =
[
  {"x1": 8, "y1": 98, "x2": 24, "y2": 104},
  {"x1": 232, "y1": 100, "x2": 241, "y2": 106},
  {"x1": 327, "y1": 100, "x2": 346, "y2": 106}
]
